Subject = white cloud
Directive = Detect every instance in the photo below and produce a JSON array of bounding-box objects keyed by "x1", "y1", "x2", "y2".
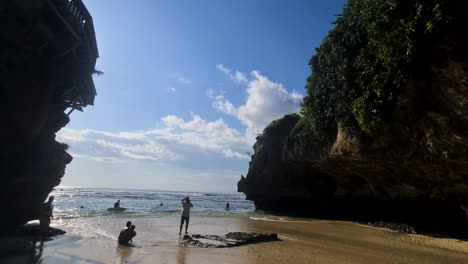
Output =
[
  {"x1": 69, "y1": 153, "x2": 125, "y2": 163},
  {"x1": 223, "y1": 149, "x2": 249, "y2": 159},
  {"x1": 61, "y1": 66, "x2": 301, "y2": 167},
  {"x1": 210, "y1": 66, "x2": 303, "y2": 134},
  {"x1": 216, "y1": 64, "x2": 230, "y2": 75},
  {"x1": 216, "y1": 64, "x2": 248, "y2": 83},
  {"x1": 57, "y1": 114, "x2": 251, "y2": 164},
  {"x1": 237, "y1": 70, "x2": 303, "y2": 130},
  {"x1": 168, "y1": 87, "x2": 177, "y2": 92},
  {"x1": 207, "y1": 90, "x2": 237, "y2": 116},
  {"x1": 177, "y1": 77, "x2": 192, "y2": 85},
  {"x1": 234, "y1": 71, "x2": 248, "y2": 83},
  {"x1": 59, "y1": 129, "x2": 181, "y2": 162}
]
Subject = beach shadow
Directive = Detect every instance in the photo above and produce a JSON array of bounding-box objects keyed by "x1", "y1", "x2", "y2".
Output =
[{"x1": 0, "y1": 236, "x2": 46, "y2": 264}]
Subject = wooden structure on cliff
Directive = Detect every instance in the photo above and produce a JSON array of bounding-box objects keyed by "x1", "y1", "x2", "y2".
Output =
[
  {"x1": 0, "y1": 0, "x2": 99, "y2": 226},
  {"x1": 46, "y1": 0, "x2": 99, "y2": 114},
  {"x1": 2, "y1": 0, "x2": 99, "y2": 113}
]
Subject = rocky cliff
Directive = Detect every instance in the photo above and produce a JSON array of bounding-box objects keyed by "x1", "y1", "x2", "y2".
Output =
[
  {"x1": 239, "y1": 0, "x2": 468, "y2": 236},
  {"x1": 1, "y1": 0, "x2": 98, "y2": 226}
]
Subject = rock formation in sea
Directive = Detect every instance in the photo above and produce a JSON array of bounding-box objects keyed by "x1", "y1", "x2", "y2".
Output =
[
  {"x1": 238, "y1": 0, "x2": 468, "y2": 236},
  {"x1": 0, "y1": 0, "x2": 98, "y2": 226}
]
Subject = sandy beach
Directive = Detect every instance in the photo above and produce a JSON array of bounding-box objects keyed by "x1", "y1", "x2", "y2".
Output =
[{"x1": 2, "y1": 216, "x2": 468, "y2": 264}]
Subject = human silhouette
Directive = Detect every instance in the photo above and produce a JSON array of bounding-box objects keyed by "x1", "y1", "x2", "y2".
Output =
[
  {"x1": 118, "y1": 224, "x2": 136, "y2": 245},
  {"x1": 179, "y1": 197, "x2": 193, "y2": 235},
  {"x1": 39, "y1": 196, "x2": 54, "y2": 238}
]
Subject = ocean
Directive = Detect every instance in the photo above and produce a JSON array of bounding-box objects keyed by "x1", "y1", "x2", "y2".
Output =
[
  {"x1": 51, "y1": 187, "x2": 257, "y2": 220},
  {"x1": 46, "y1": 187, "x2": 268, "y2": 245},
  {"x1": 11, "y1": 187, "x2": 466, "y2": 264}
]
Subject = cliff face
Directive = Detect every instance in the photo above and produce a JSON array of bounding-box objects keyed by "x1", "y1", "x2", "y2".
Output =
[
  {"x1": 1, "y1": 0, "x2": 97, "y2": 226},
  {"x1": 239, "y1": 1, "x2": 468, "y2": 236}
]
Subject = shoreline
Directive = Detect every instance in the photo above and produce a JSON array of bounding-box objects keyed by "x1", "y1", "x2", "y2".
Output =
[{"x1": 1, "y1": 216, "x2": 468, "y2": 263}]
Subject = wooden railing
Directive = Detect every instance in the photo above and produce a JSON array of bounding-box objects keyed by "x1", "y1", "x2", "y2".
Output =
[
  {"x1": 64, "y1": 0, "x2": 99, "y2": 66},
  {"x1": 48, "y1": 0, "x2": 99, "y2": 108}
]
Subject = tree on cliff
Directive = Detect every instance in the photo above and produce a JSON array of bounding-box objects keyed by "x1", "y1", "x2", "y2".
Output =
[{"x1": 297, "y1": 0, "x2": 467, "y2": 145}]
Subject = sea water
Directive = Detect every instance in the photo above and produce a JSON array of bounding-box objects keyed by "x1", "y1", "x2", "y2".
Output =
[
  {"x1": 51, "y1": 187, "x2": 257, "y2": 220},
  {"x1": 46, "y1": 187, "x2": 264, "y2": 245}
]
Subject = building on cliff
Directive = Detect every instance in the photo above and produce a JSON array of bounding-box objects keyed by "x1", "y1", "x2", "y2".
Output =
[{"x1": 1, "y1": 0, "x2": 99, "y2": 226}]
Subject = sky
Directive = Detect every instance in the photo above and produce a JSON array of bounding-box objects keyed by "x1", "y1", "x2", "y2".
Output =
[{"x1": 57, "y1": 0, "x2": 348, "y2": 192}]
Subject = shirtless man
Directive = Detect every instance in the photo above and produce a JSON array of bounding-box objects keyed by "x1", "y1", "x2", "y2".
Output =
[{"x1": 179, "y1": 197, "x2": 193, "y2": 235}]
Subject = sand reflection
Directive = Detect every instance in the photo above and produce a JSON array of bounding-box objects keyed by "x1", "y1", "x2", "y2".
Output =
[
  {"x1": 177, "y1": 237, "x2": 187, "y2": 264},
  {"x1": 115, "y1": 245, "x2": 133, "y2": 264}
]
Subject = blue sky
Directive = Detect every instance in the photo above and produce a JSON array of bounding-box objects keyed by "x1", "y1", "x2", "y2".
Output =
[{"x1": 57, "y1": 0, "x2": 347, "y2": 192}]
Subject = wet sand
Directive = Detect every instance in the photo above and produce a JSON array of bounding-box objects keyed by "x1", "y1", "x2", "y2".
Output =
[{"x1": 2, "y1": 216, "x2": 468, "y2": 264}]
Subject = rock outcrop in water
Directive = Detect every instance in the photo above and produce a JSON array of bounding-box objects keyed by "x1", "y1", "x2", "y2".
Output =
[
  {"x1": 239, "y1": 0, "x2": 468, "y2": 236},
  {"x1": 1, "y1": 0, "x2": 98, "y2": 226}
]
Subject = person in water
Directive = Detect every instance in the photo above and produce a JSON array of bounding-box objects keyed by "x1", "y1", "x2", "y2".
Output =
[
  {"x1": 118, "y1": 224, "x2": 136, "y2": 245},
  {"x1": 179, "y1": 197, "x2": 193, "y2": 235},
  {"x1": 39, "y1": 196, "x2": 54, "y2": 238},
  {"x1": 225, "y1": 202, "x2": 230, "y2": 210},
  {"x1": 160, "y1": 202, "x2": 163, "y2": 206},
  {"x1": 114, "y1": 200, "x2": 120, "y2": 208}
]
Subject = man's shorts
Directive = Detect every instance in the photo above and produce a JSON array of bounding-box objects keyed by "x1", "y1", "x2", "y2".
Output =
[{"x1": 181, "y1": 216, "x2": 190, "y2": 225}]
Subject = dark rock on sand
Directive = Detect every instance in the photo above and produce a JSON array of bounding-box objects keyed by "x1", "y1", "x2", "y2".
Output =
[
  {"x1": 364, "y1": 222, "x2": 417, "y2": 235},
  {"x1": 0, "y1": 224, "x2": 66, "y2": 256},
  {"x1": 0, "y1": 223, "x2": 66, "y2": 238},
  {"x1": 181, "y1": 232, "x2": 279, "y2": 248}
]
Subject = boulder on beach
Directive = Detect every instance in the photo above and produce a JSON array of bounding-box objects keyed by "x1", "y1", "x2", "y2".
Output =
[{"x1": 181, "y1": 232, "x2": 279, "y2": 248}]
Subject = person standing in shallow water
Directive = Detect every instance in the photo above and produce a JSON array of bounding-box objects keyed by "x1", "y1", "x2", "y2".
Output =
[
  {"x1": 39, "y1": 196, "x2": 54, "y2": 238},
  {"x1": 179, "y1": 197, "x2": 193, "y2": 235}
]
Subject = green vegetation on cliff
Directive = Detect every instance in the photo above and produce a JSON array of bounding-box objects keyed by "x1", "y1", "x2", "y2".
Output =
[
  {"x1": 298, "y1": 0, "x2": 458, "y2": 143},
  {"x1": 253, "y1": 114, "x2": 300, "y2": 157},
  {"x1": 242, "y1": 0, "x2": 468, "y2": 236}
]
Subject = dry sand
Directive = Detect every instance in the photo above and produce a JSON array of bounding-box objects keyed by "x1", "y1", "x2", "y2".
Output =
[{"x1": 1, "y1": 216, "x2": 468, "y2": 264}]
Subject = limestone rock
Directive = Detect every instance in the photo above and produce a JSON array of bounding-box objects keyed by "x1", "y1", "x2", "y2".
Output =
[{"x1": 1, "y1": 0, "x2": 97, "y2": 226}]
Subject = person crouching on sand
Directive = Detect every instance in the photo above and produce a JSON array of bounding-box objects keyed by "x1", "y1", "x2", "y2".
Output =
[
  {"x1": 39, "y1": 196, "x2": 54, "y2": 238},
  {"x1": 118, "y1": 224, "x2": 136, "y2": 245},
  {"x1": 179, "y1": 197, "x2": 193, "y2": 235}
]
